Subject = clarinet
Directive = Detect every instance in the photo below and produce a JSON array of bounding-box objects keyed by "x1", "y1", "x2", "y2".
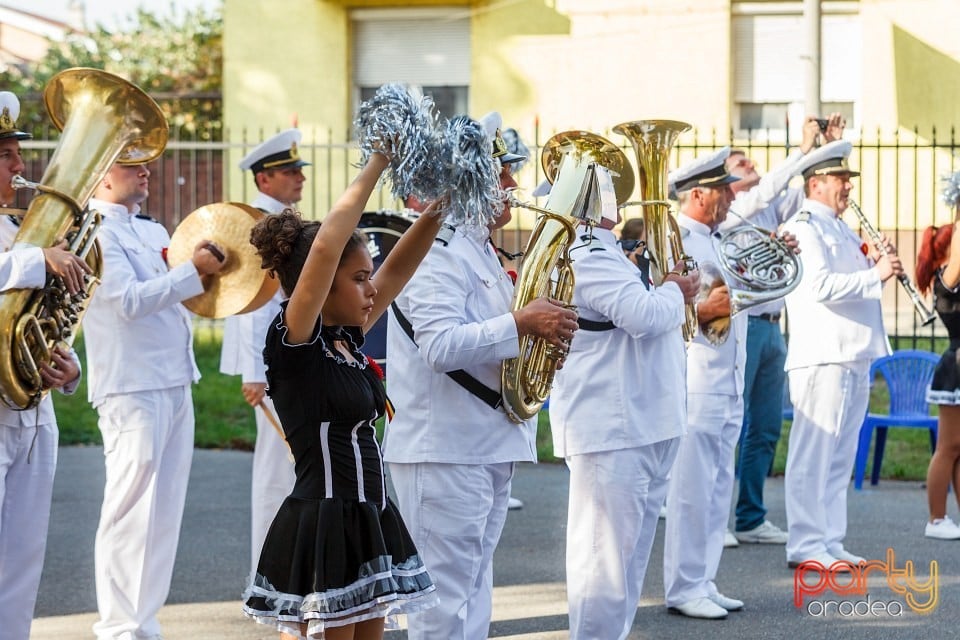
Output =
[{"x1": 847, "y1": 199, "x2": 936, "y2": 326}]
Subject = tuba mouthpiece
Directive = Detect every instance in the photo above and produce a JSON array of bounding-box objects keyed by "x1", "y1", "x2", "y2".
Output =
[{"x1": 10, "y1": 175, "x2": 38, "y2": 191}]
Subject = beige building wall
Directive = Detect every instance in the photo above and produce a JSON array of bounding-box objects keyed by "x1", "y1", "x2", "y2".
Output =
[
  {"x1": 221, "y1": 0, "x2": 960, "y2": 229},
  {"x1": 473, "y1": 0, "x2": 733, "y2": 137}
]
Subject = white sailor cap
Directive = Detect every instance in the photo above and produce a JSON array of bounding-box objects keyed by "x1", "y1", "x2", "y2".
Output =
[
  {"x1": 0, "y1": 92, "x2": 30, "y2": 141},
  {"x1": 239, "y1": 128, "x2": 311, "y2": 173},
  {"x1": 668, "y1": 146, "x2": 739, "y2": 194},
  {"x1": 799, "y1": 139, "x2": 859, "y2": 179},
  {"x1": 479, "y1": 112, "x2": 526, "y2": 166}
]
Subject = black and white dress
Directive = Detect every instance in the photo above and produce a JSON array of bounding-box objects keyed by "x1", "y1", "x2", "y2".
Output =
[
  {"x1": 243, "y1": 303, "x2": 436, "y2": 637},
  {"x1": 928, "y1": 271, "x2": 960, "y2": 406}
]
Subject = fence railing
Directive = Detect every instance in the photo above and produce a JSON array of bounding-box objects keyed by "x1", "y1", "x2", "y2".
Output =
[{"x1": 18, "y1": 125, "x2": 960, "y2": 351}]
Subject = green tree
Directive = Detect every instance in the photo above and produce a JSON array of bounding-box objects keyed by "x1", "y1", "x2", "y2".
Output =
[{"x1": 1, "y1": 2, "x2": 223, "y2": 140}]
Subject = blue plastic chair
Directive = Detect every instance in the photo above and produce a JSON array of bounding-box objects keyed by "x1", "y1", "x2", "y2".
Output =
[{"x1": 853, "y1": 349, "x2": 940, "y2": 490}]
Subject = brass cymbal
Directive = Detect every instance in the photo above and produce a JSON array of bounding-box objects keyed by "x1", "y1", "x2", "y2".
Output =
[{"x1": 167, "y1": 202, "x2": 279, "y2": 318}]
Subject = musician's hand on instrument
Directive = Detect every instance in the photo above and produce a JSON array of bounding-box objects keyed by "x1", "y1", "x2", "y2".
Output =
[
  {"x1": 697, "y1": 284, "x2": 731, "y2": 323},
  {"x1": 513, "y1": 297, "x2": 579, "y2": 350},
  {"x1": 663, "y1": 269, "x2": 700, "y2": 304},
  {"x1": 242, "y1": 382, "x2": 267, "y2": 408},
  {"x1": 823, "y1": 112, "x2": 846, "y2": 142},
  {"x1": 192, "y1": 240, "x2": 226, "y2": 276},
  {"x1": 43, "y1": 240, "x2": 92, "y2": 296},
  {"x1": 39, "y1": 346, "x2": 80, "y2": 390},
  {"x1": 779, "y1": 231, "x2": 801, "y2": 255},
  {"x1": 800, "y1": 117, "x2": 821, "y2": 154},
  {"x1": 875, "y1": 253, "x2": 904, "y2": 282}
]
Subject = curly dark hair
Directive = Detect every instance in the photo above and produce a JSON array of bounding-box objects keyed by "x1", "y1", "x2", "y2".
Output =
[{"x1": 249, "y1": 209, "x2": 368, "y2": 295}]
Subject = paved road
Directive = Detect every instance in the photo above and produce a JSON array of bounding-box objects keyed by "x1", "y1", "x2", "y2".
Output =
[{"x1": 31, "y1": 446, "x2": 955, "y2": 639}]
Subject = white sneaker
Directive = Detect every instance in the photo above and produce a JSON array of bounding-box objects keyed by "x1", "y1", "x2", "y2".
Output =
[
  {"x1": 734, "y1": 520, "x2": 788, "y2": 544},
  {"x1": 925, "y1": 516, "x2": 960, "y2": 540},
  {"x1": 708, "y1": 592, "x2": 745, "y2": 611},
  {"x1": 723, "y1": 529, "x2": 739, "y2": 548},
  {"x1": 659, "y1": 504, "x2": 668, "y2": 520},
  {"x1": 787, "y1": 551, "x2": 848, "y2": 572},
  {"x1": 829, "y1": 548, "x2": 866, "y2": 565},
  {"x1": 507, "y1": 497, "x2": 524, "y2": 510},
  {"x1": 668, "y1": 596, "x2": 728, "y2": 619}
]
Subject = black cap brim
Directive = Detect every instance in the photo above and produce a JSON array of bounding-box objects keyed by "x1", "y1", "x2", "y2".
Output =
[
  {"x1": 500, "y1": 152, "x2": 526, "y2": 165},
  {"x1": 0, "y1": 131, "x2": 31, "y2": 141}
]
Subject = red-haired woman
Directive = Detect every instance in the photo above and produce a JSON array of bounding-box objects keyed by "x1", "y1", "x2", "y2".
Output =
[{"x1": 916, "y1": 219, "x2": 960, "y2": 539}]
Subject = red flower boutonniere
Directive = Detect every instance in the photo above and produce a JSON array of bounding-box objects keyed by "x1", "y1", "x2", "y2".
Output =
[
  {"x1": 507, "y1": 270, "x2": 518, "y2": 284},
  {"x1": 366, "y1": 357, "x2": 385, "y2": 381},
  {"x1": 161, "y1": 247, "x2": 168, "y2": 265},
  {"x1": 860, "y1": 242, "x2": 869, "y2": 256}
]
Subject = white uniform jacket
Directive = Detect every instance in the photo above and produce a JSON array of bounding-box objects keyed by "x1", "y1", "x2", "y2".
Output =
[
  {"x1": 219, "y1": 192, "x2": 287, "y2": 382},
  {"x1": 677, "y1": 214, "x2": 748, "y2": 396},
  {"x1": 781, "y1": 199, "x2": 891, "y2": 369},
  {"x1": 550, "y1": 227, "x2": 687, "y2": 458},
  {"x1": 82, "y1": 200, "x2": 203, "y2": 408},
  {"x1": 0, "y1": 216, "x2": 79, "y2": 426},
  {"x1": 719, "y1": 151, "x2": 806, "y2": 317},
  {"x1": 383, "y1": 227, "x2": 537, "y2": 465}
]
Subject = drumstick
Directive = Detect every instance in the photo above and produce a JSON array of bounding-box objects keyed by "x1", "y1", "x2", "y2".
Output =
[{"x1": 257, "y1": 401, "x2": 295, "y2": 463}]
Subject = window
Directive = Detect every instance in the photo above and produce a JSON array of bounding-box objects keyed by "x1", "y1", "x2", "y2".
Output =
[
  {"x1": 732, "y1": 3, "x2": 861, "y2": 135},
  {"x1": 352, "y1": 8, "x2": 470, "y2": 121}
]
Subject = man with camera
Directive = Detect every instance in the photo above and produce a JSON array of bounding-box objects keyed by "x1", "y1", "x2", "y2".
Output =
[{"x1": 719, "y1": 114, "x2": 845, "y2": 547}]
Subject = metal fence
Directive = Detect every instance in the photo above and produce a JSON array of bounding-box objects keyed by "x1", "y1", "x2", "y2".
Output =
[{"x1": 18, "y1": 125, "x2": 960, "y2": 350}]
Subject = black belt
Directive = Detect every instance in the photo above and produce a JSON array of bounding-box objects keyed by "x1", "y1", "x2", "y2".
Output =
[
  {"x1": 755, "y1": 312, "x2": 781, "y2": 323},
  {"x1": 578, "y1": 318, "x2": 616, "y2": 332}
]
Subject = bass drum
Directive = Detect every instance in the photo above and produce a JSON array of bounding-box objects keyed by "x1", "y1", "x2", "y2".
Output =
[{"x1": 358, "y1": 209, "x2": 415, "y2": 371}]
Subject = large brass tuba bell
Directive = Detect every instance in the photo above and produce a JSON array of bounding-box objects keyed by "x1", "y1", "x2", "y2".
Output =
[
  {"x1": 613, "y1": 119, "x2": 698, "y2": 341},
  {"x1": 0, "y1": 68, "x2": 167, "y2": 409},
  {"x1": 501, "y1": 131, "x2": 633, "y2": 423}
]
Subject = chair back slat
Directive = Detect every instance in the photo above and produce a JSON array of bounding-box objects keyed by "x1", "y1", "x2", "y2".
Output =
[{"x1": 871, "y1": 349, "x2": 940, "y2": 416}]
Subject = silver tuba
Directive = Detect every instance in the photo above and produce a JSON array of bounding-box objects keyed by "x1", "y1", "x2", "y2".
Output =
[{"x1": 697, "y1": 215, "x2": 803, "y2": 345}]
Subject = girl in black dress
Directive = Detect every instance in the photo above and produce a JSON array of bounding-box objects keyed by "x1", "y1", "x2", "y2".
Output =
[
  {"x1": 242, "y1": 151, "x2": 441, "y2": 638},
  {"x1": 916, "y1": 215, "x2": 960, "y2": 540}
]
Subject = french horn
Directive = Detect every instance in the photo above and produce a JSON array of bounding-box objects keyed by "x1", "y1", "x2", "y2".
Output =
[
  {"x1": 696, "y1": 216, "x2": 803, "y2": 344},
  {"x1": 0, "y1": 68, "x2": 167, "y2": 409},
  {"x1": 501, "y1": 131, "x2": 633, "y2": 423}
]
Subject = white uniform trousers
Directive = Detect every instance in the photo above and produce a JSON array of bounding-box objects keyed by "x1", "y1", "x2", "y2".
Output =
[
  {"x1": 663, "y1": 392, "x2": 743, "y2": 607},
  {"x1": 388, "y1": 461, "x2": 513, "y2": 640},
  {"x1": 784, "y1": 361, "x2": 871, "y2": 562},
  {"x1": 0, "y1": 422, "x2": 57, "y2": 640},
  {"x1": 566, "y1": 440, "x2": 679, "y2": 640},
  {"x1": 249, "y1": 395, "x2": 295, "y2": 571},
  {"x1": 93, "y1": 386, "x2": 194, "y2": 640}
]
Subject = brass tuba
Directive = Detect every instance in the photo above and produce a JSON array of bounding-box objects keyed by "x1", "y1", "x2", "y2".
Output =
[
  {"x1": 501, "y1": 131, "x2": 633, "y2": 423},
  {"x1": 0, "y1": 68, "x2": 167, "y2": 409},
  {"x1": 613, "y1": 119, "x2": 698, "y2": 340}
]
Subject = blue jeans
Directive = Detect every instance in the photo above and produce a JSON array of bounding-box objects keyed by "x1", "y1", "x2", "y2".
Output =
[{"x1": 735, "y1": 316, "x2": 787, "y2": 532}]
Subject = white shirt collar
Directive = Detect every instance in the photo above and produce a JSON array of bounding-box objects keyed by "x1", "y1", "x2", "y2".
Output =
[
  {"x1": 88, "y1": 198, "x2": 139, "y2": 221},
  {"x1": 676, "y1": 212, "x2": 713, "y2": 236}
]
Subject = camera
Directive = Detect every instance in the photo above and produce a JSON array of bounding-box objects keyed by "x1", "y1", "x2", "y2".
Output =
[
  {"x1": 617, "y1": 238, "x2": 644, "y2": 253},
  {"x1": 815, "y1": 118, "x2": 829, "y2": 133}
]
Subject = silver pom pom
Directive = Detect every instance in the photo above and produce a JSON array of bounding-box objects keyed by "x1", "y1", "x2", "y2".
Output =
[
  {"x1": 942, "y1": 170, "x2": 960, "y2": 211},
  {"x1": 353, "y1": 84, "x2": 445, "y2": 200},
  {"x1": 440, "y1": 115, "x2": 503, "y2": 228}
]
